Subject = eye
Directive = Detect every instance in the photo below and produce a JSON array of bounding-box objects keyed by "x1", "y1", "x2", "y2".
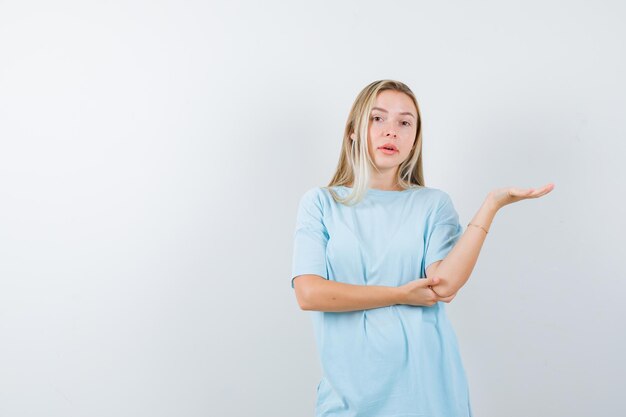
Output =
[
  {"x1": 372, "y1": 116, "x2": 383, "y2": 122},
  {"x1": 402, "y1": 121, "x2": 411, "y2": 126}
]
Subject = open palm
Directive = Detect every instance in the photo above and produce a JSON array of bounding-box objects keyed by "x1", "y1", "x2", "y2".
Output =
[{"x1": 489, "y1": 183, "x2": 555, "y2": 210}]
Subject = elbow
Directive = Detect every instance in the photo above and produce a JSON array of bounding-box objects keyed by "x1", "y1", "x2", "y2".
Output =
[
  {"x1": 298, "y1": 296, "x2": 313, "y2": 311},
  {"x1": 434, "y1": 289, "x2": 454, "y2": 300},
  {"x1": 295, "y1": 290, "x2": 312, "y2": 310},
  {"x1": 294, "y1": 283, "x2": 315, "y2": 310},
  {"x1": 431, "y1": 279, "x2": 458, "y2": 299},
  {"x1": 299, "y1": 297, "x2": 320, "y2": 311},
  {"x1": 300, "y1": 286, "x2": 323, "y2": 310},
  {"x1": 293, "y1": 275, "x2": 324, "y2": 311},
  {"x1": 298, "y1": 288, "x2": 325, "y2": 311}
]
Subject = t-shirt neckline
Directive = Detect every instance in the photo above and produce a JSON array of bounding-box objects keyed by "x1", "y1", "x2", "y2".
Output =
[{"x1": 337, "y1": 185, "x2": 420, "y2": 195}]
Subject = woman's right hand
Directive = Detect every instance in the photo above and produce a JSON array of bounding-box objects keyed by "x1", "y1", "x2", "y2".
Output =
[{"x1": 398, "y1": 276, "x2": 457, "y2": 306}]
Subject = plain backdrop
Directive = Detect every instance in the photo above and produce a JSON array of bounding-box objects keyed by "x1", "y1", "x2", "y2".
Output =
[{"x1": 1, "y1": 1, "x2": 625, "y2": 416}]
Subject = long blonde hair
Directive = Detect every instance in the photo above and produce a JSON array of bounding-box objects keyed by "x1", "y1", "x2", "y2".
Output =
[{"x1": 325, "y1": 80, "x2": 425, "y2": 206}]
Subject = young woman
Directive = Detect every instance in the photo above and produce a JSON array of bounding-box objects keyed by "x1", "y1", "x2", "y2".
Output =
[{"x1": 290, "y1": 79, "x2": 554, "y2": 417}]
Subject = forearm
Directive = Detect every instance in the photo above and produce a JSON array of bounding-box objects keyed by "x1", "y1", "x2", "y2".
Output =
[
  {"x1": 430, "y1": 197, "x2": 499, "y2": 298},
  {"x1": 302, "y1": 279, "x2": 402, "y2": 312}
]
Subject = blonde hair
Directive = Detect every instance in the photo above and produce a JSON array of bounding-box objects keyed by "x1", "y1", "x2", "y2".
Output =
[{"x1": 325, "y1": 79, "x2": 425, "y2": 206}]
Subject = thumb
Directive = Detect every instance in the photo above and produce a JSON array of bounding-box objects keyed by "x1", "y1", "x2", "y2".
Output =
[{"x1": 426, "y1": 276, "x2": 440, "y2": 286}]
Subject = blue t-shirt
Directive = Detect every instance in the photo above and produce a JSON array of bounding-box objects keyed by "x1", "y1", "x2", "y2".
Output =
[{"x1": 291, "y1": 185, "x2": 473, "y2": 417}]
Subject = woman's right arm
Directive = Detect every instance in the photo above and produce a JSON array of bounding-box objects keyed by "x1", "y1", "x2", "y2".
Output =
[{"x1": 293, "y1": 274, "x2": 453, "y2": 312}]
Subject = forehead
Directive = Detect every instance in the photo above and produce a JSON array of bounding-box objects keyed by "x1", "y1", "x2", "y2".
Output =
[{"x1": 372, "y1": 90, "x2": 416, "y2": 114}]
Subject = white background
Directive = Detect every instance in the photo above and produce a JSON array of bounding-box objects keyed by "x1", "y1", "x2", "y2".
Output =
[{"x1": 1, "y1": 1, "x2": 625, "y2": 416}]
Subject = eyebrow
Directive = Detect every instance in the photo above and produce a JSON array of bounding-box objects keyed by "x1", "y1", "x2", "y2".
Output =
[{"x1": 371, "y1": 107, "x2": 416, "y2": 119}]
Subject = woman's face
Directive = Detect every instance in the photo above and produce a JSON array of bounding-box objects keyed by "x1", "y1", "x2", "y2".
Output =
[{"x1": 365, "y1": 90, "x2": 418, "y2": 170}]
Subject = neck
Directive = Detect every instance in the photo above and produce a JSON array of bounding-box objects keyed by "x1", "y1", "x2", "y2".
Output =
[{"x1": 368, "y1": 167, "x2": 401, "y2": 191}]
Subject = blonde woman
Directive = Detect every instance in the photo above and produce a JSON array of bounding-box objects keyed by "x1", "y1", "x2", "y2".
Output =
[{"x1": 291, "y1": 79, "x2": 554, "y2": 417}]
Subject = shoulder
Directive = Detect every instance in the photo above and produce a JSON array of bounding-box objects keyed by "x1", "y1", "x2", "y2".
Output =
[
  {"x1": 422, "y1": 187, "x2": 461, "y2": 225},
  {"x1": 300, "y1": 186, "x2": 341, "y2": 204},
  {"x1": 418, "y1": 186, "x2": 454, "y2": 207},
  {"x1": 296, "y1": 186, "x2": 329, "y2": 214},
  {"x1": 298, "y1": 186, "x2": 325, "y2": 204}
]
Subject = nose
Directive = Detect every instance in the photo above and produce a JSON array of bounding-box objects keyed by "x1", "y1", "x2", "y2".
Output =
[{"x1": 385, "y1": 129, "x2": 397, "y2": 138}]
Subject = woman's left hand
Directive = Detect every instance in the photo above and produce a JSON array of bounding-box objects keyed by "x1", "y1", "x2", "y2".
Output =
[{"x1": 488, "y1": 183, "x2": 555, "y2": 210}]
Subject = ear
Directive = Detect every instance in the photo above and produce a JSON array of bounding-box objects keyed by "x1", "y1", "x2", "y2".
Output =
[{"x1": 350, "y1": 133, "x2": 356, "y2": 141}]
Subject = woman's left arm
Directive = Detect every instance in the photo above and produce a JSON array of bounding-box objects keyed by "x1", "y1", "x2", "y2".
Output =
[{"x1": 427, "y1": 183, "x2": 555, "y2": 299}]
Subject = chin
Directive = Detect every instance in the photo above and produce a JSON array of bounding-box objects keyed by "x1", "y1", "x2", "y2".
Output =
[{"x1": 373, "y1": 161, "x2": 400, "y2": 170}]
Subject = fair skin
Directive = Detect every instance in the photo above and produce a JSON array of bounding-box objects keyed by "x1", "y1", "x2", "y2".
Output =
[
  {"x1": 350, "y1": 90, "x2": 417, "y2": 191},
  {"x1": 293, "y1": 90, "x2": 555, "y2": 311}
]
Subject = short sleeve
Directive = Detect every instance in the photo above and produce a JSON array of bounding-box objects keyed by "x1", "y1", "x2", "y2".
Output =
[
  {"x1": 290, "y1": 188, "x2": 329, "y2": 288},
  {"x1": 423, "y1": 193, "x2": 463, "y2": 273}
]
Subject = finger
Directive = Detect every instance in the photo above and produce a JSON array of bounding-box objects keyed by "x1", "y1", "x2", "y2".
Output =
[
  {"x1": 535, "y1": 183, "x2": 555, "y2": 197},
  {"x1": 527, "y1": 187, "x2": 552, "y2": 199},
  {"x1": 509, "y1": 187, "x2": 533, "y2": 197},
  {"x1": 426, "y1": 276, "x2": 440, "y2": 286},
  {"x1": 428, "y1": 284, "x2": 446, "y2": 298}
]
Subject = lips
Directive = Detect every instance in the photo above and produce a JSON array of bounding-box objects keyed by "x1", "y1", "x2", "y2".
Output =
[{"x1": 378, "y1": 143, "x2": 398, "y2": 152}]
